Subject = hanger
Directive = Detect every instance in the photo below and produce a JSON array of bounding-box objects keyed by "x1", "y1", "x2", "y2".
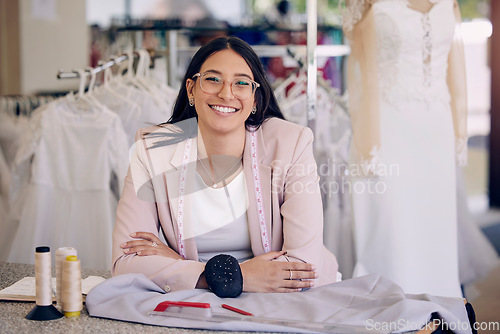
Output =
[
  {"x1": 273, "y1": 48, "x2": 307, "y2": 102},
  {"x1": 22, "y1": 96, "x2": 31, "y2": 117},
  {"x1": 96, "y1": 59, "x2": 134, "y2": 104},
  {"x1": 86, "y1": 66, "x2": 99, "y2": 96},
  {"x1": 76, "y1": 68, "x2": 88, "y2": 98},
  {"x1": 317, "y1": 75, "x2": 349, "y2": 114},
  {"x1": 285, "y1": 71, "x2": 307, "y2": 101},
  {"x1": 4, "y1": 97, "x2": 13, "y2": 116},
  {"x1": 84, "y1": 66, "x2": 104, "y2": 107},
  {"x1": 68, "y1": 68, "x2": 98, "y2": 111},
  {"x1": 136, "y1": 49, "x2": 167, "y2": 96},
  {"x1": 132, "y1": 49, "x2": 153, "y2": 92},
  {"x1": 103, "y1": 60, "x2": 113, "y2": 88},
  {"x1": 114, "y1": 49, "x2": 141, "y2": 89}
]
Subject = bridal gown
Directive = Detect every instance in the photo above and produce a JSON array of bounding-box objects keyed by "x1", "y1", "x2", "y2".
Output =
[{"x1": 345, "y1": 0, "x2": 464, "y2": 297}]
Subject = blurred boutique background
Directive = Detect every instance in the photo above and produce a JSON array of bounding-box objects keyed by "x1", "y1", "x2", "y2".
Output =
[{"x1": 0, "y1": 0, "x2": 499, "y2": 327}]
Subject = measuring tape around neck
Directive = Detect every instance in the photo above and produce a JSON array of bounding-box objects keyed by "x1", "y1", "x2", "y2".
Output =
[
  {"x1": 250, "y1": 130, "x2": 271, "y2": 253},
  {"x1": 176, "y1": 138, "x2": 192, "y2": 259},
  {"x1": 176, "y1": 131, "x2": 271, "y2": 259}
]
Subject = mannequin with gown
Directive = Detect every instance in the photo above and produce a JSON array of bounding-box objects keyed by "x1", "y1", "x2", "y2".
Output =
[{"x1": 343, "y1": 0, "x2": 469, "y2": 298}]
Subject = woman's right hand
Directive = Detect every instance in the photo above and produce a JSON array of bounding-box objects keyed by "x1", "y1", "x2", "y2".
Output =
[{"x1": 239, "y1": 251, "x2": 318, "y2": 293}]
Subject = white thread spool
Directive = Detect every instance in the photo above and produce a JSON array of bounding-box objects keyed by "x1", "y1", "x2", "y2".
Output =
[
  {"x1": 61, "y1": 255, "x2": 82, "y2": 317},
  {"x1": 34, "y1": 246, "x2": 53, "y2": 306},
  {"x1": 55, "y1": 247, "x2": 77, "y2": 308}
]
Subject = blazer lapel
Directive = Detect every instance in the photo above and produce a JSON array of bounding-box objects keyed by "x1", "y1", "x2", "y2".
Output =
[
  {"x1": 164, "y1": 139, "x2": 183, "y2": 227},
  {"x1": 164, "y1": 137, "x2": 199, "y2": 260}
]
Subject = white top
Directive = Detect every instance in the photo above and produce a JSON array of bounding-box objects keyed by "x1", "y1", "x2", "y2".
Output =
[{"x1": 184, "y1": 170, "x2": 252, "y2": 263}]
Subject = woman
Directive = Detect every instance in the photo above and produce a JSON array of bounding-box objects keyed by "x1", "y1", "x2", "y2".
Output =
[{"x1": 112, "y1": 36, "x2": 339, "y2": 297}]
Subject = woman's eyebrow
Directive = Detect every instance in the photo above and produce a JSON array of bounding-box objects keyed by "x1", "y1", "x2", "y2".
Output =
[
  {"x1": 203, "y1": 69, "x2": 253, "y2": 79},
  {"x1": 234, "y1": 73, "x2": 253, "y2": 79},
  {"x1": 203, "y1": 69, "x2": 222, "y2": 75}
]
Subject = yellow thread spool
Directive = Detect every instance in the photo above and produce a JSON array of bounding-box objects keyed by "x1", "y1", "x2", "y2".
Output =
[
  {"x1": 61, "y1": 255, "x2": 82, "y2": 317},
  {"x1": 55, "y1": 247, "x2": 77, "y2": 309},
  {"x1": 64, "y1": 311, "x2": 81, "y2": 317}
]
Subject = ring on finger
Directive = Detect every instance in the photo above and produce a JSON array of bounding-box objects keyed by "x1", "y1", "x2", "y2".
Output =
[
  {"x1": 289, "y1": 270, "x2": 293, "y2": 280},
  {"x1": 151, "y1": 241, "x2": 158, "y2": 248}
]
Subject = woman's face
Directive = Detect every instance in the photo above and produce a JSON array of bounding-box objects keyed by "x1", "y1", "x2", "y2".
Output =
[{"x1": 186, "y1": 49, "x2": 256, "y2": 136}]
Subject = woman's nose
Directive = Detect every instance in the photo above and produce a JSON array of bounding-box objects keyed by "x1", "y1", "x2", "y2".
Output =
[{"x1": 217, "y1": 81, "x2": 235, "y2": 99}]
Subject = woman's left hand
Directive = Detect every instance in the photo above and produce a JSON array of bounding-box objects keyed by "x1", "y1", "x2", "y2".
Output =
[{"x1": 120, "y1": 232, "x2": 183, "y2": 260}]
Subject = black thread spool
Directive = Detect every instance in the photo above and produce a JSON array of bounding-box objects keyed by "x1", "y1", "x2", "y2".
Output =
[{"x1": 25, "y1": 246, "x2": 63, "y2": 321}]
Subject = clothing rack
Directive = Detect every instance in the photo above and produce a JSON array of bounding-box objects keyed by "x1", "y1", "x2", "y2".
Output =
[
  {"x1": 56, "y1": 54, "x2": 130, "y2": 79},
  {"x1": 0, "y1": 95, "x2": 60, "y2": 117}
]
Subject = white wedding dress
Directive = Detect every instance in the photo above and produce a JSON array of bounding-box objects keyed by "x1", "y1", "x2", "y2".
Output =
[{"x1": 347, "y1": 0, "x2": 463, "y2": 297}]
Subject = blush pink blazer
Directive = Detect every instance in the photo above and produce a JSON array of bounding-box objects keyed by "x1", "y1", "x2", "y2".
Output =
[{"x1": 112, "y1": 117, "x2": 339, "y2": 292}]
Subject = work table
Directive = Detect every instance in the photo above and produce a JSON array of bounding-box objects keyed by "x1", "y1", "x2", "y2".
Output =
[{"x1": 0, "y1": 262, "x2": 265, "y2": 334}]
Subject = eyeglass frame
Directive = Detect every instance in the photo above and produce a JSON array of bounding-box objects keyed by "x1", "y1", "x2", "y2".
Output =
[{"x1": 192, "y1": 72, "x2": 260, "y2": 99}]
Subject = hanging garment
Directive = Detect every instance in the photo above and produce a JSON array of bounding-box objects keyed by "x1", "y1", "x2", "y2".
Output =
[
  {"x1": 0, "y1": 146, "x2": 9, "y2": 247},
  {"x1": 344, "y1": 0, "x2": 464, "y2": 297},
  {"x1": 0, "y1": 105, "x2": 31, "y2": 170},
  {"x1": 107, "y1": 50, "x2": 175, "y2": 134},
  {"x1": 0, "y1": 104, "x2": 39, "y2": 260},
  {"x1": 6, "y1": 96, "x2": 129, "y2": 270},
  {"x1": 276, "y1": 76, "x2": 356, "y2": 280},
  {"x1": 318, "y1": 89, "x2": 355, "y2": 279},
  {"x1": 92, "y1": 86, "x2": 142, "y2": 146},
  {"x1": 110, "y1": 80, "x2": 172, "y2": 132},
  {"x1": 92, "y1": 55, "x2": 175, "y2": 145}
]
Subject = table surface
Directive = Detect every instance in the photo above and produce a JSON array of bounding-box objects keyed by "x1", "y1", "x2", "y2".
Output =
[{"x1": 0, "y1": 262, "x2": 275, "y2": 334}]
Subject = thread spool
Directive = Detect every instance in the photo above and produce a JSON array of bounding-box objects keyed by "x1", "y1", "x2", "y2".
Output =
[
  {"x1": 55, "y1": 247, "x2": 77, "y2": 308},
  {"x1": 25, "y1": 246, "x2": 63, "y2": 321},
  {"x1": 61, "y1": 255, "x2": 82, "y2": 317},
  {"x1": 35, "y1": 246, "x2": 53, "y2": 306}
]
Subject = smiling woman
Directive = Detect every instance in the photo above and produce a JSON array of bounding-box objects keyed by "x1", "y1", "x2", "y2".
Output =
[
  {"x1": 187, "y1": 49, "x2": 256, "y2": 139},
  {"x1": 111, "y1": 36, "x2": 340, "y2": 298}
]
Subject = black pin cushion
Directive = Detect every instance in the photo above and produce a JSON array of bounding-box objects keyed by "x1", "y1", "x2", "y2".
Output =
[{"x1": 204, "y1": 254, "x2": 243, "y2": 298}]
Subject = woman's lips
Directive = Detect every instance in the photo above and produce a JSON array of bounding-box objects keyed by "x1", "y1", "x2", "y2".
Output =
[{"x1": 210, "y1": 104, "x2": 239, "y2": 113}]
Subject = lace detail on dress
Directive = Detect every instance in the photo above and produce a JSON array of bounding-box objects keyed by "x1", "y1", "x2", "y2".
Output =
[
  {"x1": 372, "y1": 0, "x2": 453, "y2": 107},
  {"x1": 343, "y1": 0, "x2": 413, "y2": 35},
  {"x1": 422, "y1": 13, "x2": 432, "y2": 88},
  {"x1": 351, "y1": 146, "x2": 382, "y2": 178},
  {"x1": 342, "y1": 0, "x2": 369, "y2": 35},
  {"x1": 375, "y1": 11, "x2": 402, "y2": 107},
  {"x1": 456, "y1": 137, "x2": 468, "y2": 166}
]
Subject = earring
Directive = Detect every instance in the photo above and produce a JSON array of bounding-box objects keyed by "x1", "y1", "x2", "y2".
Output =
[
  {"x1": 251, "y1": 106, "x2": 257, "y2": 114},
  {"x1": 189, "y1": 98, "x2": 194, "y2": 107}
]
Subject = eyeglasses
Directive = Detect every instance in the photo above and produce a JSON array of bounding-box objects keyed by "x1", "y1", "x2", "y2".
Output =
[{"x1": 193, "y1": 72, "x2": 260, "y2": 99}]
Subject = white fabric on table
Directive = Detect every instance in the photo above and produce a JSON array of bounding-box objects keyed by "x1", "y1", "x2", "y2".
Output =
[{"x1": 86, "y1": 273, "x2": 471, "y2": 333}]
